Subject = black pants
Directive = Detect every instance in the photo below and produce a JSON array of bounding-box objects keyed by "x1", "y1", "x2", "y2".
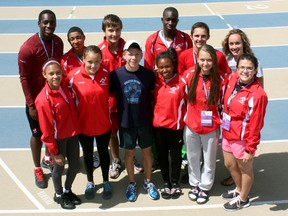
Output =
[
  {"x1": 154, "y1": 127, "x2": 183, "y2": 184},
  {"x1": 78, "y1": 130, "x2": 111, "y2": 182}
]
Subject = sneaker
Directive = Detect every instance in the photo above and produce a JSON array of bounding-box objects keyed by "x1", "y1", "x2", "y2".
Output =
[
  {"x1": 170, "y1": 182, "x2": 182, "y2": 199},
  {"x1": 109, "y1": 158, "x2": 121, "y2": 179},
  {"x1": 41, "y1": 157, "x2": 54, "y2": 172},
  {"x1": 34, "y1": 167, "x2": 47, "y2": 189},
  {"x1": 223, "y1": 195, "x2": 251, "y2": 211},
  {"x1": 54, "y1": 193, "x2": 75, "y2": 210},
  {"x1": 134, "y1": 158, "x2": 144, "y2": 174},
  {"x1": 188, "y1": 186, "x2": 199, "y2": 201},
  {"x1": 221, "y1": 188, "x2": 240, "y2": 200},
  {"x1": 196, "y1": 190, "x2": 209, "y2": 204},
  {"x1": 144, "y1": 181, "x2": 160, "y2": 200},
  {"x1": 93, "y1": 155, "x2": 100, "y2": 169},
  {"x1": 85, "y1": 182, "x2": 96, "y2": 200},
  {"x1": 126, "y1": 182, "x2": 137, "y2": 202},
  {"x1": 66, "y1": 190, "x2": 81, "y2": 205},
  {"x1": 160, "y1": 182, "x2": 171, "y2": 199},
  {"x1": 102, "y1": 182, "x2": 112, "y2": 200}
]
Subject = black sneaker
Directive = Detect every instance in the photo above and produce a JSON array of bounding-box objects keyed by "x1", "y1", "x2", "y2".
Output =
[
  {"x1": 102, "y1": 182, "x2": 112, "y2": 200},
  {"x1": 66, "y1": 191, "x2": 81, "y2": 205},
  {"x1": 41, "y1": 157, "x2": 54, "y2": 172},
  {"x1": 54, "y1": 193, "x2": 75, "y2": 210},
  {"x1": 223, "y1": 195, "x2": 251, "y2": 211},
  {"x1": 221, "y1": 188, "x2": 240, "y2": 200},
  {"x1": 34, "y1": 167, "x2": 47, "y2": 189}
]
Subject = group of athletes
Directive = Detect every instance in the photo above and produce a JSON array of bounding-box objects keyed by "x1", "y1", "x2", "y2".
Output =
[{"x1": 18, "y1": 6, "x2": 268, "y2": 211}]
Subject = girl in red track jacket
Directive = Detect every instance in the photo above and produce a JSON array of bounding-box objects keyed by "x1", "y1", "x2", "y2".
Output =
[
  {"x1": 67, "y1": 45, "x2": 112, "y2": 200},
  {"x1": 221, "y1": 54, "x2": 268, "y2": 211},
  {"x1": 35, "y1": 60, "x2": 81, "y2": 209},
  {"x1": 183, "y1": 45, "x2": 223, "y2": 205},
  {"x1": 153, "y1": 47, "x2": 186, "y2": 199}
]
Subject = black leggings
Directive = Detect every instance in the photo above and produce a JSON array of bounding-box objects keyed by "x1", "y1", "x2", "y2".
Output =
[
  {"x1": 52, "y1": 136, "x2": 80, "y2": 195},
  {"x1": 154, "y1": 127, "x2": 183, "y2": 184},
  {"x1": 78, "y1": 130, "x2": 111, "y2": 182}
]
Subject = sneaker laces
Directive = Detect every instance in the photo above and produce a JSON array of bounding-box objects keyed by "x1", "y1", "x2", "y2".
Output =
[
  {"x1": 127, "y1": 183, "x2": 136, "y2": 193},
  {"x1": 111, "y1": 161, "x2": 121, "y2": 170},
  {"x1": 35, "y1": 168, "x2": 44, "y2": 181},
  {"x1": 147, "y1": 182, "x2": 156, "y2": 193},
  {"x1": 228, "y1": 196, "x2": 242, "y2": 207},
  {"x1": 228, "y1": 188, "x2": 239, "y2": 197}
]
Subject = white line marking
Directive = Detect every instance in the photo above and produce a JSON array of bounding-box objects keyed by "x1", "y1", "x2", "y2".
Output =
[
  {"x1": 261, "y1": 139, "x2": 288, "y2": 143},
  {"x1": 204, "y1": 3, "x2": 215, "y2": 15},
  {"x1": 0, "y1": 158, "x2": 45, "y2": 210},
  {"x1": 68, "y1": 6, "x2": 76, "y2": 19},
  {"x1": 216, "y1": 13, "x2": 233, "y2": 29},
  {"x1": 0, "y1": 199, "x2": 288, "y2": 214}
]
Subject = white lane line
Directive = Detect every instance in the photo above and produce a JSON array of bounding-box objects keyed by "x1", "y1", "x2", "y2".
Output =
[
  {"x1": 0, "y1": 199, "x2": 288, "y2": 214},
  {"x1": 216, "y1": 13, "x2": 233, "y2": 29},
  {"x1": 261, "y1": 139, "x2": 288, "y2": 143},
  {"x1": 0, "y1": 158, "x2": 45, "y2": 210},
  {"x1": 204, "y1": 3, "x2": 215, "y2": 15},
  {"x1": 68, "y1": 6, "x2": 76, "y2": 19}
]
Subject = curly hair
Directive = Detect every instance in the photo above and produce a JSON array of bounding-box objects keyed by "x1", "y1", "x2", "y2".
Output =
[{"x1": 222, "y1": 29, "x2": 253, "y2": 56}]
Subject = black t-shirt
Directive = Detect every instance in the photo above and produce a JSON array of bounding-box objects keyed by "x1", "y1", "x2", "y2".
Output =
[{"x1": 110, "y1": 65, "x2": 155, "y2": 128}]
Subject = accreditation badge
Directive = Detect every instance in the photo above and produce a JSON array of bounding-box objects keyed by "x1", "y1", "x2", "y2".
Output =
[
  {"x1": 201, "y1": 111, "x2": 212, "y2": 127},
  {"x1": 221, "y1": 112, "x2": 231, "y2": 131}
]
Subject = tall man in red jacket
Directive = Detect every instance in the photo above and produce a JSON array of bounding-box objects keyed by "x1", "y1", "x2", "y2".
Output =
[
  {"x1": 18, "y1": 10, "x2": 64, "y2": 188},
  {"x1": 144, "y1": 7, "x2": 192, "y2": 71}
]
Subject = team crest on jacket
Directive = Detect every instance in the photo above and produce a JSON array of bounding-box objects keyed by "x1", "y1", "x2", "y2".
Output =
[
  {"x1": 100, "y1": 77, "x2": 108, "y2": 85},
  {"x1": 168, "y1": 86, "x2": 179, "y2": 94},
  {"x1": 238, "y1": 97, "x2": 247, "y2": 105},
  {"x1": 175, "y1": 43, "x2": 184, "y2": 51}
]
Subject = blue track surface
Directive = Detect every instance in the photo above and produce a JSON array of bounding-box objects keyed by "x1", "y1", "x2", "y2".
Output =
[
  {"x1": 1, "y1": 46, "x2": 288, "y2": 76},
  {"x1": 1, "y1": 13, "x2": 288, "y2": 34},
  {"x1": 1, "y1": 99, "x2": 286, "y2": 148},
  {"x1": 0, "y1": 0, "x2": 256, "y2": 7}
]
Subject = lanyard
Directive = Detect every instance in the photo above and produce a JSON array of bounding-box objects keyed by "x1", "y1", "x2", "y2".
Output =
[
  {"x1": 38, "y1": 33, "x2": 54, "y2": 59},
  {"x1": 226, "y1": 78, "x2": 254, "y2": 112},
  {"x1": 202, "y1": 78, "x2": 209, "y2": 110},
  {"x1": 226, "y1": 87, "x2": 238, "y2": 112},
  {"x1": 74, "y1": 51, "x2": 83, "y2": 64},
  {"x1": 192, "y1": 50, "x2": 197, "y2": 65}
]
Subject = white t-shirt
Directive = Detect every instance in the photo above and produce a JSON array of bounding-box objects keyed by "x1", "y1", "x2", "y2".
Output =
[{"x1": 226, "y1": 54, "x2": 263, "y2": 78}]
